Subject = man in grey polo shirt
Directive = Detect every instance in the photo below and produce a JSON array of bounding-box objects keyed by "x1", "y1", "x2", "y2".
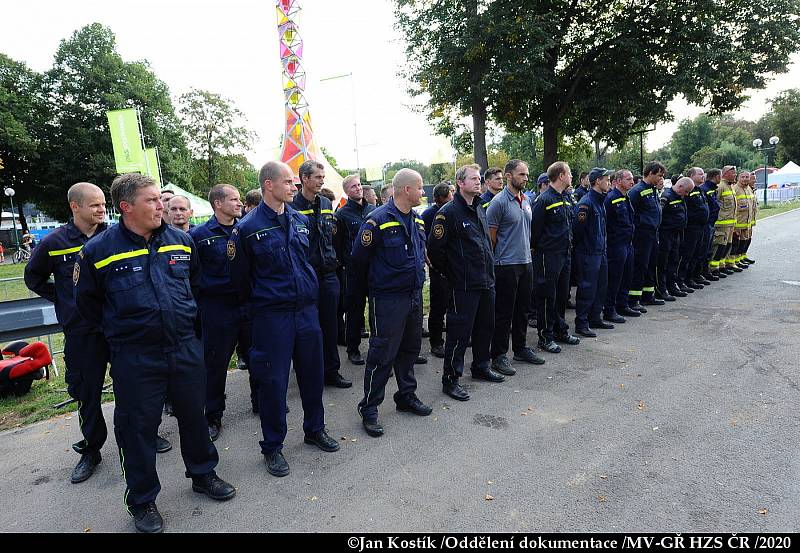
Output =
[{"x1": 486, "y1": 159, "x2": 546, "y2": 375}]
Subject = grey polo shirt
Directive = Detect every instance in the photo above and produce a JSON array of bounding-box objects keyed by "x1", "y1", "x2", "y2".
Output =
[{"x1": 485, "y1": 186, "x2": 532, "y2": 265}]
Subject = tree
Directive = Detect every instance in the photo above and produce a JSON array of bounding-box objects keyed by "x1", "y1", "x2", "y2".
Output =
[
  {"x1": 190, "y1": 153, "x2": 257, "y2": 198},
  {"x1": 396, "y1": 0, "x2": 800, "y2": 167},
  {"x1": 179, "y1": 89, "x2": 255, "y2": 193},
  {"x1": 763, "y1": 89, "x2": 800, "y2": 166},
  {"x1": 34, "y1": 23, "x2": 191, "y2": 220}
]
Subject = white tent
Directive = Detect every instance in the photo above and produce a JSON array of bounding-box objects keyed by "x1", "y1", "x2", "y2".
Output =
[
  {"x1": 161, "y1": 183, "x2": 214, "y2": 218},
  {"x1": 768, "y1": 161, "x2": 800, "y2": 187}
]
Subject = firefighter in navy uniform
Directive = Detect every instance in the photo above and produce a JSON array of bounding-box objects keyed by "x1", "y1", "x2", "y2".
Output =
[
  {"x1": 572, "y1": 168, "x2": 614, "y2": 337},
  {"x1": 421, "y1": 182, "x2": 453, "y2": 358},
  {"x1": 189, "y1": 184, "x2": 255, "y2": 441},
  {"x1": 334, "y1": 174, "x2": 376, "y2": 365},
  {"x1": 351, "y1": 169, "x2": 432, "y2": 437},
  {"x1": 228, "y1": 161, "x2": 339, "y2": 479},
  {"x1": 531, "y1": 162, "x2": 581, "y2": 354},
  {"x1": 627, "y1": 162, "x2": 666, "y2": 310},
  {"x1": 427, "y1": 164, "x2": 504, "y2": 402},
  {"x1": 603, "y1": 170, "x2": 641, "y2": 321},
  {"x1": 74, "y1": 173, "x2": 235, "y2": 534},
  {"x1": 24, "y1": 182, "x2": 110, "y2": 484},
  {"x1": 656, "y1": 177, "x2": 692, "y2": 300},
  {"x1": 290, "y1": 161, "x2": 351, "y2": 388},
  {"x1": 678, "y1": 168, "x2": 710, "y2": 290}
]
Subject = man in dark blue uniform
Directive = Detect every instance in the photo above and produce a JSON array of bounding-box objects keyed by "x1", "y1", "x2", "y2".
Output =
[
  {"x1": 573, "y1": 172, "x2": 590, "y2": 202},
  {"x1": 229, "y1": 161, "x2": 339, "y2": 478},
  {"x1": 351, "y1": 169, "x2": 432, "y2": 437},
  {"x1": 531, "y1": 162, "x2": 581, "y2": 354},
  {"x1": 572, "y1": 168, "x2": 614, "y2": 337},
  {"x1": 334, "y1": 174, "x2": 376, "y2": 365},
  {"x1": 428, "y1": 164, "x2": 503, "y2": 402},
  {"x1": 479, "y1": 166, "x2": 504, "y2": 208},
  {"x1": 290, "y1": 161, "x2": 351, "y2": 388},
  {"x1": 627, "y1": 162, "x2": 666, "y2": 310},
  {"x1": 603, "y1": 170, "x2": 641, "y2": 322},
  {"x1": 24, "y1": 182, "x2": 110, "y2": 484},
  {"x1": 656, "y1": 177, "x2": 692, "y2": 300},
  {"x1": 421, "y1": 182, "x2": 453, "y2": 358},
  {"x1": 74, "y1": 173, "x2": 235, "y2": 533},
  {"x1": 699, "y1": 169, "x2": 722, "y2": 281},
  {"x1": 189, "y1": 184, "x2": 254, "y2": 441},
  {"x1": 678, "y1": 167, "x2": 710, "y2": 289}
]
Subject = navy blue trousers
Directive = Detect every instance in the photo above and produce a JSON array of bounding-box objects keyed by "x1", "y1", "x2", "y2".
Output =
[
  {"x1": 605, "y1": 242, "x2": 633, "y2": 316},
  {"x1": 111, "y1": 337, "x2": 218, "y2": 510},
  {"x1": 343, "y1": 270, "x2": 367, "y2": 355},
  {"x1": 200, "y1": 295, "x2": 252, "y2": 422},
  {"x1": 64, "y1": 332, "x2": 110, "y2": 455},
  {"x1": 428, "y1": 271, "x2": 449, "y2": 348},
  {"x1": 534, "y1": 250, "x2": 570, "y2": 342},
  {"x1": 358, "y1": 291, "x2": 423, "y2": 421},
  {"x1": 443, "y1": 288, "x2": 495, "y2": 383},
  {"x1": 574, "y1": 252, "x2": 608, "y2": 329},
  {"x1": 317, "y1": 271, "x2": 341, "y2": 378},
  {"x1": 630, "y1": 229, "x2": 658, "y2": 301},
  {"x1": 657, "y1": 229, "x2": 682, "y2": 292},
  {"x1": 250, "y1": 305, "x2": 325, "y2": 455},
  {"x1": 678, "y1": 225, "x2": 704, "y2": 283}
]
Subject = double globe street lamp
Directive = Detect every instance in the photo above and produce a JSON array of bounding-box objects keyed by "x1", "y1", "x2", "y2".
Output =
[
  {"x1": 3, "y1": 186, "x2": 20, "y2": 249},
  {"x1": 752, "y1": 136, "x2": 779, "y2": 207}
]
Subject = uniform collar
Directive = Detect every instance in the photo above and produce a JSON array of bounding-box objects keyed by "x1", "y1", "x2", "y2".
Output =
[
  {"x1": 206, "y1": 214, "x2": 237, "y2": 233},
  {"x1": 118, "y1": 216, "x2": 166, "y2": 245},
  {"x1": 345, "y1": 198, "x2": 367, "y2": 212},
  {"x1": 65, "y1": 219, "x2": 107, "y2": 240},
  {"x1": 454, "y1": 190, "x2": 478, "y2": 210},
  {"x1": 294, "y1": 192, "x2": 319, "y2": 209}
]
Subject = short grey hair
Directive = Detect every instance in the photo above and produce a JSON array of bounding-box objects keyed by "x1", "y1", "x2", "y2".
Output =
[
  {"x1": 168, "y1": 195, "x2": 192, "y2": 209},
  {"x1": 613, "y1": 169, "x2": 632, "y2": 182},
  {"x1": 455, "y1": 164, "x2": 481, "y2": 183},
  {"x1": 67, "y1": 182, "x2": 102, "y2": 206},
  {"x1": 674, "y1": 176, "x2": 694, "y2": 192},
  {"x1": 258, "y1": 161, "x2": 290, "y2": 190},
  {"x1": 111, "y1": 173, "x2": 157, "y2": 211},
  {"x1": 391, "y1": 168, "x2": 422, "y2": 190},
  {"x1": 298, "y1": 160, "x2": 324, "y2": 184}
]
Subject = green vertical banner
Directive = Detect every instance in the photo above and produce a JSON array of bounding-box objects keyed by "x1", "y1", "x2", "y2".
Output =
[
  {"x1": 144, "y1": 148, "x2": 162, "y2": 186},
  {"x1": 107, "y1": 108, "x2": 145, "y2": 173}
]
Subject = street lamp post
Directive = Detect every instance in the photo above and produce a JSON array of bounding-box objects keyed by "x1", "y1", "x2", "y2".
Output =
[
  {"x1": 752, "y1": 136, "x2": 780, "y2": 207},
  {"x1": 627, "y1": 117, "x2": 656, "y2": 176},
  {"x1": 4, "y1": 187, "x2": 19, "y2": 248}
]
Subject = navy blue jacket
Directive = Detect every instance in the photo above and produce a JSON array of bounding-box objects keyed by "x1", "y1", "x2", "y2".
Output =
[
  {"x1": 188, "y1": 214, "x2": 238, "y2": 300},
  {"x1": 228, "y1": 201, "x2": 318, "y2": 311},
  {"x1": 604, "y1": 188, "x2": 634, "y2": 248},
  {"x1": 628, "y1": 181, "x2": 662, "y2": 231},
  {"x1": 24, "y1": 220, "x2": 107, "y2": 335},
  {"x1": 479, "y1": 189, "x2": 496, "y2": 209},
  {"x1": 334, "y1": 198, "x2": 375, "y2": 269},
  {"x1": 421, "y1": 202, "x2": 443, "y2": 239},
  {"x1": 427, "y1": 191, "x2": 494, "y2": 291},
  {"x1": 290, "y1": 192, "x2": 337, "y2": 274},
  {"x1": 350, "y1": 198, "x2": 427, "y2": 297},
  {"x1": 573, "y1": 188, "x2": 607, "y2": 255},
  {"x1": 685, "y1": 186, "x2": 710, "y2": 227},
  {"x1": 700, "y1": 180, "x2": 720, "y2": 224},
  {"x1": 573, "y1": 185, "x2": 590, "y2": 203},
  {"x1": 530, "y1": 187, "x2": 571, "y2": 254},
  {"x1": 74, "y1": 218, "x2": 199, "y2": 350},
  {"x1": 659, "y1": 187, "x2": 687, "y2": 231}
]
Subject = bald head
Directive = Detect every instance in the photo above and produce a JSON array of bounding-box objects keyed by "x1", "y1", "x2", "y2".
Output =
[
  {"x1": 259, "y1": 160, "x2": 297, "y2": 206},
  {"x1": 67, "y1": 182, "x2": 103, "y2": 206},
  {"x1": 673, "y1": 177, "x2": 695, "y2": 196},
  {"x1": 391, "y1": 168, "x2": 424, "y2": 210}
]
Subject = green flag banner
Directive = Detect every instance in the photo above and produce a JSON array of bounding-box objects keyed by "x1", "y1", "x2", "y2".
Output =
[
  {"x1": 107, "y1": 109, "x2": 145, "y2": 173},
  {"x1": 144, "y1": 148, "x2": 161, "y2": 186}
]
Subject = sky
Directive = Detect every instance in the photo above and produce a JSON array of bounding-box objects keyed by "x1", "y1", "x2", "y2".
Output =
[{"x1": 2, "y1": 0, "x2": 799, "y2": 170}]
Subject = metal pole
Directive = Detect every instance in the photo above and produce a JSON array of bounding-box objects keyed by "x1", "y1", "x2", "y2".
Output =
[
  {"x1": 763, "y1": 151, "x2": 768, "y2": 207},
  {"x1": 639, "y1": 132, "x2": 644, "y2": 176},
  {"x1": 9, "y1": 194, "x2": 19, "y2": 248},
  {"x1": 350, "y1": 76, "x2": 360, "y2": 172}
]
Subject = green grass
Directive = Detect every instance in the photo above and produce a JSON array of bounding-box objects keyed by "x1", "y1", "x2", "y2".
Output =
[
  {"x1": 756, "y1": 199, "x2": 800, "y2": 220},
  {"x1": 0, "y1": 262, "x2": 33, "y2": 301}
]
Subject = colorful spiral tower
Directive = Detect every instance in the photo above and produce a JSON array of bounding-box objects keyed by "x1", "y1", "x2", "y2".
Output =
[{"x1": 276, "y1": 0, "x2": 318, "y2": 177}]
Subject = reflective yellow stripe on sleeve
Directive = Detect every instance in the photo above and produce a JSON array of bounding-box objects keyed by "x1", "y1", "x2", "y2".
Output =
[
  {"x1": 715, "y1": 219, "x2": 735, "y2": 226},
  {"x1": 157, "y1": 245, "x2": 192, "y2": 254},
  {"x1": 669, "y1": 200, "x2": 682, "y2": 205},
  {"x1": 546, "y1": 201, "x2": 564, "y2": 210},
  {"x1": 640, "y1": 189, "x2": 653, "y2": 197},
  {"x1": 94, "y1": 249, "x2": 149, "y2": 269},
  {"x1": 379, "y1": 221, "x2": 401, "y2": 230},
  {"x1": 48, "y1": 245, "x2": 83, "y2": 256},
  {"x1": 321, "y1": 209, "x2": 333, "y2": 214},
  {"x1": 612, "y1": 197, "x2": 626, "y2": 204},
  {"x1": 297, "y1": 209, "x2": 314, "y2": 215},
  {"x1": 720, "y1": 190, "x2": 734, "y2": 197},
  {"x1": 414, "y1": 218, "x2": 424, "y2": 225}
]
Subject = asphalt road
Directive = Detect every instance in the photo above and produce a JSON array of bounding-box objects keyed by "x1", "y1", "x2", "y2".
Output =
[{"x1": 1, "y1": 208, "x2": 798, "y2": 533}]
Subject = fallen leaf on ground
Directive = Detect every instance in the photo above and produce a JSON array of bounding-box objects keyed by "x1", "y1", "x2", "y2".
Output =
[
  {"x1": 599, "y1": 475, "x2": 608, "y2": 480},
  {"x1": 527, "y1": 406, "x2": 534, "y2": 411},
  {"x1": 757, "y1": 508, "x2": 768, "y2": 515},
  {"x1": 485, "y1": 494, "x2": 494, "y2": 501},
  {"x1": 487, "y1": 480, "x2": 493, "y2": 485},
  {"x1": 514, "y1": 390, "x2": 521, "y2": 393},
  {"x1": 350, "y1": 438, "x2": 357, "y2": 442},
  {"x1": 340, "y1": 436, "x2": 347, "y2": 441},
  {"x1": 619, "y1": 384, "x2": 625, "y2": 389},
  {"x1": 309, "y1": 496, "x2": 318, "y2": 501},
  {"x1": 520, "y1": 412, "x2": 528, "y2": 416},
  {"x1": 84, "y1": 528, "x2": 91, "y2": 533},
  {"x1": 652, "y1": 426, "x2": 659, "y2": 431},
  {"x1": 638, "y1": 401, "x2": 645, "y2": 410},
  {"x1": 731, "y1": 419, "x2": 737, "y2": 427},
  {"x1": 598, "y1": 496, "x2": 607, "y2": 503}
]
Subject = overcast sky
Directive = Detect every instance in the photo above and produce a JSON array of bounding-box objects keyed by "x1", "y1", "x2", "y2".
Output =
[{"x1": 3, "y1": 0, "x2": 798, "y2": 170}]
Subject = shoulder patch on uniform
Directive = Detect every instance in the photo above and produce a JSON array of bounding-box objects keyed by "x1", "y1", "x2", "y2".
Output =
[
  {"x1": 365, "y1": 219, "x2": 377, "y2": 227},
  {"x1": 432, "y1": 223, "x2": 445, "y2": 239},
  {"x1": 435, "y1": 213, "x2": 446, "y2": 221},
  {"x1": 232, "y1": 227, "x2": 239, "y2": 236},
  {"x1": 78, "y1": 250, "x2": 85, "y2": 259},
  {"x1": 577, "y1": 211, "x2": 587, "y2": 223},
  {"x1": 73, "y1": 262, "x2": 80, "y2": 286},
  {"x1": 227, "y1": 240, "x2": 236, "y2": 260},
  {"x1": 361, "y1": 228, "x2": 373, "y2": 247}
]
